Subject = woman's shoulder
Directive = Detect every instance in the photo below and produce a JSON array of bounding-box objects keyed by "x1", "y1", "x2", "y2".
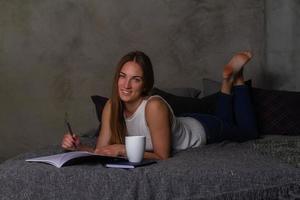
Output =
[
  {"x1": 102, "y1": 99, "x2": 112, "y2": 112},
  {"x1": 145, "y1": 95, "x2": 169, "y2": 111},
  {"x1": 103, "y1": 98, "x2": 112, "y2": 107},
  {"x1": 147, "y1": 95, "x2": 165, "y2": 104}
]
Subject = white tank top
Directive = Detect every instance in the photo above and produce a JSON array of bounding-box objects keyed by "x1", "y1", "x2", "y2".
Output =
[{"x1": 125, "y1": 95, "x2": 206, "y2": 152}]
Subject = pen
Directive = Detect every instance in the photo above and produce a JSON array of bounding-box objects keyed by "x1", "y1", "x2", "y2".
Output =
[
  {"x1": 64, "y1": 112, "x2": 77, "y2": 149},
  {"x1": 66, "y1": 121, "x2": 78, "y2": 150},
  {"x1": 66, "y1": 121, "x2": 74, "y2": 136}
]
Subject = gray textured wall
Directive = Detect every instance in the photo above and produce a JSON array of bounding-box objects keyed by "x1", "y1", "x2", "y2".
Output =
[
  {"x1": 0, "y1": 0, "x2": 297, "y2": 162},
  {"x1": 265, "y1": 0, "x2": 300, "y2": 90}
]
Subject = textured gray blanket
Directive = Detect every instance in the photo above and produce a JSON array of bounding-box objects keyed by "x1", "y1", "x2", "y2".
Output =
[{"x1": 0, "y1": 135, "x2": 299, "y2": 200}]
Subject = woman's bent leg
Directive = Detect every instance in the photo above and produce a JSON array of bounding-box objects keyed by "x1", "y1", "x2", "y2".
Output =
[
  {"x1": 233, "y1": 85, "x2": 259, "y2": 141},
  {"x1": 215, "y1": 93, "x2": 234, "y2": 126},
  {"x1": 214, "y1": 92, "x2": 239, "y2": 141}
]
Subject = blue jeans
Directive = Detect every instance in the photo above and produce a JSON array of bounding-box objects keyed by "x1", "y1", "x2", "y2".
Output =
[{"x1": 181, "y1": 85, "x2": 259, "y2": 144}]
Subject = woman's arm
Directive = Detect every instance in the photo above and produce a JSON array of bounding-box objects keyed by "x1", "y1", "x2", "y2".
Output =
[
  {"x1": 145, "y1": 97, "x2": 172, "y2": 160},
  {"x1": 94, "y1": 100, "x2": 126, "y2": 157},
  {"x1": 95, "y1": 100, "x2": 113, "y2": 148},
  {"x1": 62, "y1": 99, "x2": 124, "y2": 155},
  {"x1": 60, "y1": 101, "x2": 109, "y2": 152}
]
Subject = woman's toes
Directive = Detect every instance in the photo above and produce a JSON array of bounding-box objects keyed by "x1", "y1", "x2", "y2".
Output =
[{"x1": 241, "y1": 51, "x2": 252, "y2": 59}]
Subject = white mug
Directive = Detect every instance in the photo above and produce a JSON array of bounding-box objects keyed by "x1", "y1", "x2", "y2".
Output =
[{"x1": 125, "y1": 136, "x2": 146, "y2": 163}]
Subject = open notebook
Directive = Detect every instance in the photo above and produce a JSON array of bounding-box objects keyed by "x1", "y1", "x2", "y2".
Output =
[{"x1": 26, "y1": 151, "x2": 156, "y2": 169}]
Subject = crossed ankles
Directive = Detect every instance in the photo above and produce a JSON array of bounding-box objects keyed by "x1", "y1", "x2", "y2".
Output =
[{"x1": 221, "y1": 51, "x2": 252, "y2": 94}]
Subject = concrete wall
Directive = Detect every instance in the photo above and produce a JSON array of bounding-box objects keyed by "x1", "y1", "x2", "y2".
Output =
[
  {"x1": 0, "y1": 0, "x2": 296, "y2": 162},
  {"x1": 265, "y1": 0, "x2": 300, "y2": 90}
]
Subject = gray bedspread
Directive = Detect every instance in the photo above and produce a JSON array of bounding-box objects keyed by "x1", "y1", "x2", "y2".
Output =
[{"x1": 0, "y1": 135, "x2": 299, "y2": 200}]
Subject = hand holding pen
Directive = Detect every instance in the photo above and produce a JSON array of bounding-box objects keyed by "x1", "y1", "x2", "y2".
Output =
[{"x1": 61, "y1": 112, "x2": 80, "y2": 151}]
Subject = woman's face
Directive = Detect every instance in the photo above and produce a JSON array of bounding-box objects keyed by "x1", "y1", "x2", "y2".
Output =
[{"x1": 118, "y1": 61, "x2": 144, "y2": 104}]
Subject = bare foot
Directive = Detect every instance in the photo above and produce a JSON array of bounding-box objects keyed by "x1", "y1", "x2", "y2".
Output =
[
  {"x1": 221, "y1": 51, "x2": 252, "y2": 94},
  {"x1": 223, "y1": 51, "x2": 252, "y2": 81}
]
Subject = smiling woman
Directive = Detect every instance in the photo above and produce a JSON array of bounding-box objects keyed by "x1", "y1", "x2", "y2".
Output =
[
  {"x1": 61, "y1": 51, "x2": 169, "y2": 160},
  {"x1": 61, "y1": 50, "x2": 259, "y2": 160},
  {"x1": 109, "y1": 51, "x2": 155, "y2": 146}
]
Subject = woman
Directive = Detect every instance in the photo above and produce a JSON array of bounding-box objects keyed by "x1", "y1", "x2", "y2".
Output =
[{"x1": 61, "y1": 51, "x2": 258, "y2": 160}]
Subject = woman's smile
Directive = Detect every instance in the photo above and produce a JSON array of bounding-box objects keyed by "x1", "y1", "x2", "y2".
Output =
[{"x1": 119, "y1": 89, "x2": 133, "y2": 98}]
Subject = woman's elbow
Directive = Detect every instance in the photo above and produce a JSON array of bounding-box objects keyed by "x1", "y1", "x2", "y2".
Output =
[{"x1": 156, "y1": 152, "x2": 170, "y2": 160}]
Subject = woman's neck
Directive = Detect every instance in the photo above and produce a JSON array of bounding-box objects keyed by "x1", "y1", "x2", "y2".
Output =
[{"x1": 124, "y1": 98, "x2": 144, "y2": 117}]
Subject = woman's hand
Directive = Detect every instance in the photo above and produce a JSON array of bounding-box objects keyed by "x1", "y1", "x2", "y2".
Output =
[
  {"x1": 94, "y1": 144, "x2": 125, "y2": 157},
  {"x1": 61, "y1": 133, "x2": 81, "y2": 151}
]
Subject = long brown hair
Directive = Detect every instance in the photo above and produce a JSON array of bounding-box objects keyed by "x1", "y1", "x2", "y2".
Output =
[{"x1": 110, "y1": 51, "x2": 154, "y2": 144}]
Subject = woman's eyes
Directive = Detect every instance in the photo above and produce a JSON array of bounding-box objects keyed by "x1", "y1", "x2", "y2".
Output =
[
  {"x1": 119, "y1": 74, "x2": 126, "y2": 78},
  {"x1": 119, "y1": 74, "x2": 142, "y2": 82},
  {"x1": 133, "y1": 78, "x2": 142, "y2": 82}
]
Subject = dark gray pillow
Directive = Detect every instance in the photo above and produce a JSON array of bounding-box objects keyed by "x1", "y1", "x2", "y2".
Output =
[
  {"x1": 161, "y1": 87, "x2": 201, "y2": 98},
  {"x1": 201, "y1": 78, "x2": 252, "y2": 97},
  {"x1": 251, "y1": 88, "x2": 300, "y2": 135},
  {"x1": 91, "y1": 83, "x2": 300, "y2": 136},
  {"x1": 200, "y1": 78, "x2": 221, "y2": 98},
  {"x1": 91, "y1": 95, "x2": 109, "y2": 122},
  {"x1": 199, "y1": 78, "x2": 300, "y2": 135},
  {"x1": 150, "y1": 87, "x2": 217, "y2": 116}
]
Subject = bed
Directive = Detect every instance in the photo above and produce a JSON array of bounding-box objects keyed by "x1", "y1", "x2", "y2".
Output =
[{"x1": 0, "y1": 84, "x2": 299, "y2": 200}]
